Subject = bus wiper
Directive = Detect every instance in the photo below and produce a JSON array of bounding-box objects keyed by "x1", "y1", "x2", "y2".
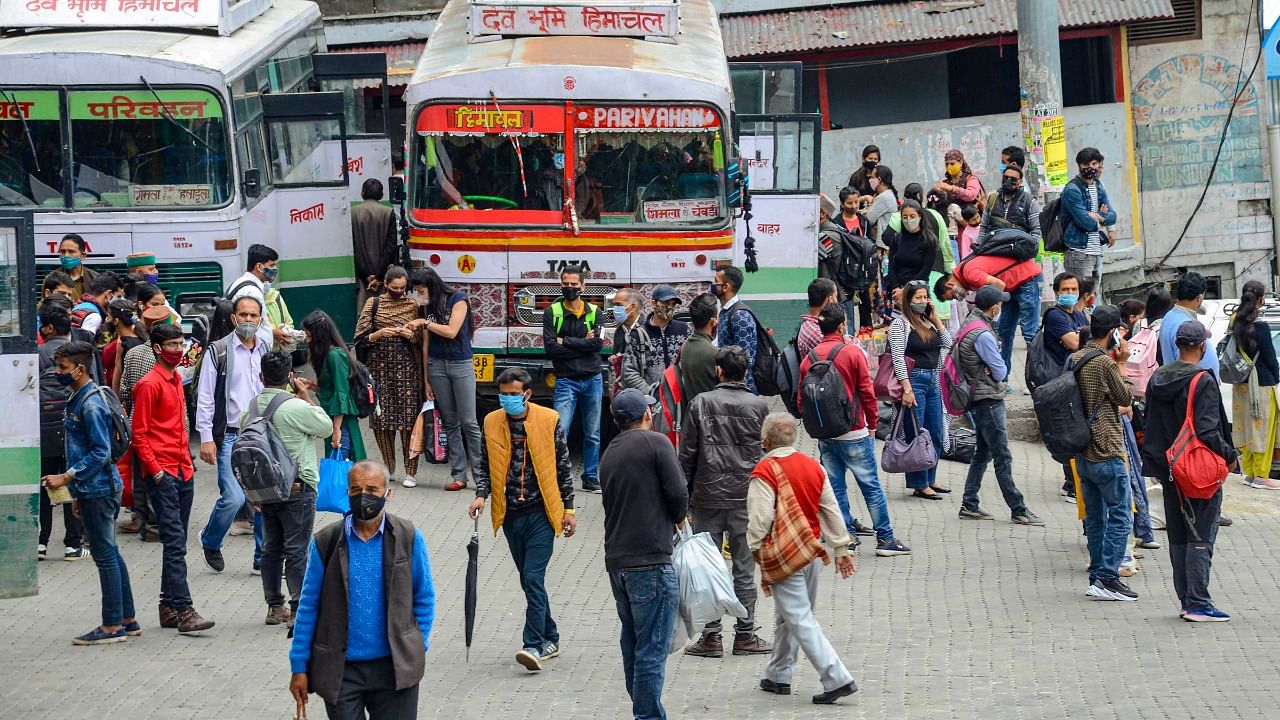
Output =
[
  {"x1": 0, "y1": 86, "x2": 40, "y2": 172},
  {"x1": 138, "y1": 75, "x2": 213, "y2": 153}
]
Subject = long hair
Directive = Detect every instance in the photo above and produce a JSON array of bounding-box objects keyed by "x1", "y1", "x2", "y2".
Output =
[
  {"x1": 303, "y1": 310, "x2": 350, "y2": 377},
  {"x1": 414, "y1": 267, "x2": 458, "y2": 323},
  {"x1": 900, "y1": 199, "x2": 938, "y2": 251},
  {"x1": 871, "y1": 165, "x2": 895, "y2": 195},
  {"x1": 1232, "y1": 279, "x2": 1267, "y2": 355},
  {"x1": 1144, "y1": 285, "x2": 1174, "y2": 323},
  {"x1": 900, "y1": 280, "x2": 935, "y2": 340}
]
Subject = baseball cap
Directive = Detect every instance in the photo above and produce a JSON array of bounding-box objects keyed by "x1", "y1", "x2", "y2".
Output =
[
  {"x1": 974, "y1": 285, "x2": 1010, "y2": 310},
  {"x1": 1175, "y1": 318, "x2": 1208, "y2": 346},
  {"x1": 1090, "y1": 304, "x2": 1124, "y2": 334},
  {"x1": 652, "y1": 285, "x2": 680, "y2": 304},
  {"x1": 611, "y1": 388, "x2": 657, "y2": 426}
]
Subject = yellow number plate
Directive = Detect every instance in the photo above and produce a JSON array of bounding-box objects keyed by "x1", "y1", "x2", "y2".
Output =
[{"x1": 473, "y1": 354, "x2": 494, "y2": 382}]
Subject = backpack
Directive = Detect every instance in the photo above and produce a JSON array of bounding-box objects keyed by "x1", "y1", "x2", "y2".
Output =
[
  {"x1": 1024, "y1": 307, "x2": 1069, "y2": 393},
  {"x1": 940, "y1": 321, "x2": 987, "y2": 416},
  {"x1": 735, "y1": 305, "x2": 783, "y2": 396},
  {"x1": 652, "y1": 361, "x2": 685, "y2": 449},
  {"x1": 1039, "y1": 177, "x2": 1085, "y2": 253},
  {"x1": 1166, "y1": 371, "x2": 1228, "y2": 500},
  {"x1": 214, "y1": 278, "x2": 260, "y2": 333},
  {"x1": 800, "y1": 343, "x2": 856, "y2": 439},
  {"x1": 1031, "y1": 349, "x2": 1105, "y2": 464},
  {"x1": 231, "y1": 393, "x2": 297, "y2": 505},
  {"x1": 825, "y1": 225, "x2": 877, "y2": 292},
  {"x1": 776, "y1": 326, "x2": 803, "y2": 418},
  {"x1": 70, "y1": 300, "x2": 101, "y2": 331},
  {"x1": 352, "y1": 296, "x2": 381, "y2": 365},
  {"x1": 39, "y1": 361, "x2": 71, "y2": 457},
  {"x1": 1216, "y1": 329, "x2": 1254, "y2": 385},
  {"x1": 88, "y1": 385, "x2": 131, "y2": 463},
  {"x1": 972, "y1": 227, "x2": 1038, "y2": 261},
  {"x1": 347, "y1": 351, "x2": 379, "y2": 419},
  {"x1": 1124, "y1": 320, "x2": 1161, "y2": 397}
]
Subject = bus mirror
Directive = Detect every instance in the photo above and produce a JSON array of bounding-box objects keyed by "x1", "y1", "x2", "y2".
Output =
[
  {"x1": 242, "y1": 168, "x2": 262, "y2": 199},
  {"x1": 389, "y1": 176, "x2": 405, "y2": 205}
]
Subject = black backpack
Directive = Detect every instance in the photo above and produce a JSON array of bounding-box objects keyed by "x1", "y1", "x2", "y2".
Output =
[
  {"x1": 231, "y1": 393, "x2": 298, "y2": 505},
  {"x1": 352, "y1": 296, "x2": 381, "y2": 365},
  {"x1": 1040, "y1": 177, "x2": 1085, "y2": 253},
  {"x1": 39, "y1": 362, "x2": 71, "y2": 458},
  {"x1": 1031, "y1": 349, "x2": 1105, "y2": 464},
  {"x1": 1024, "y1": 307, "x2": 1070, "y2": 393},
  {"x1": 347, "y1": 351, "x2": 379, "y2": 419},
  {"x1": 775, "y1": 326, "x2": 803, "y2": 418},
  {"x1": 972, "y1": 227, "x2": 1038, "y2": 261},
  {"x1": 735, "y1": 304, "x2": 783, "y2": 397},
  {"x1": 214, "y1": 279, "x2": 259, "y2": 329},
  {"x1": 88, "y1": 386, "x2": 132, "y2": 463},
  {"x1": 824, "y1": 224, "x2": 876, "y2": 293},
  {"x1": 800, "y1": 344, "x2": 856, "y2": 439}
]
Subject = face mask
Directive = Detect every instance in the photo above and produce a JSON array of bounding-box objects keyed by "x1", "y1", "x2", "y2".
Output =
[
  {"x1": 1057, "y1": 294, "x2": 1078, "y2": 308},
  {"x1": 910, "y1": 302, "x2": 929, "y2": 316},
  {"x1": 263, "y1": 267, "x2": 279, "y2": 282},
  {"x1": 1082, "y1": 167, "x2": 1099, "y2": 180},
  {"x1": 350, "y1": 491, "x2": 386, "y2": 522},
  {"x1": 946, "y1": 162, "x2": 962, "y2": 175},
  {"x1": 611, "y1": 305, "x2": 629, "y2": 324},
  {"x1": 59, "y1": 256, "x2": 81, "y2": 271},
  {"x1": 387, "y1": 289, "x2": 404, "y2": 300},
  {"x1": 1002, "y1": 177, "x2": 1018, "y2": 192},
  {"x1": 160, "y1": 348, "x2": 184, "y2": 367},
  {"x1": 412, "y1": 293, "x2": 429, "y2": 307},
  {"x1": 55, "y1": 369, "x2": 77, "y2": 387},
  {"x1": 998, "y1": 163, "x2": 1007, "y2": 174},
  {"x1": 868, "y1": 177, "x2": 881, "y2": 191},
  {"x1": 561, "y1": 286, "x2": 581, "y2": 302},
  {"x1": 863, "y1": 160, "x2": 877, "y2": 171},
  {"x1": 499, "y1": 393, "x2": 527, "y2": 417},
  {"x1": 902, "y1": 216, "x2": 921, "y2": 233},
  {"x1": 143, "y1": 272, "x2": 160, "y2": 286},
  {"x1": 653, "y1": 305, "x2": 675, "y2": 320},
  {"x1": 235, "y1": 321, "x2": 260, "y2": 339}
]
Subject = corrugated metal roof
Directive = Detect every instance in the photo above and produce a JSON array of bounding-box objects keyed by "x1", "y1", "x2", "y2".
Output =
[
  {"x1": 333, "y1": 41, "x2": 426, "y2": 86},
  {"x1": 719, "y1": 0, "x2": 1175, "y2": 58}
]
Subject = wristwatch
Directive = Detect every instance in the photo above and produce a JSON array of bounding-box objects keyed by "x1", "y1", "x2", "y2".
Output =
[
  {"x1": 564, "y1": 508, "x2": 576, "y2": 515},
  {"x1": 153, "y1": 472, "x2": 165, "y2": 481}
]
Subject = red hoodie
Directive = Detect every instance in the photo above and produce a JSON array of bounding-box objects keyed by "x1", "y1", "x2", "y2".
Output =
[{"x1": 797, "y1": 332, "x2": 878, "y2": 436}]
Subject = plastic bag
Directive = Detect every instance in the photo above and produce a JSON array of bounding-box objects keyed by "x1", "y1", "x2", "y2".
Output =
[
  {"x1": 671, "y1": 524, "x2": 747, "y2": 640},
  {"x1": 317, "y1": 448, "x2": 352, "y2": 514}
]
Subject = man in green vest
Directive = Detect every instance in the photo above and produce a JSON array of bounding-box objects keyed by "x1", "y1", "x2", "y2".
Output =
[{"x1": 541, "y1": 264, "x2": 605, "y2": 493}]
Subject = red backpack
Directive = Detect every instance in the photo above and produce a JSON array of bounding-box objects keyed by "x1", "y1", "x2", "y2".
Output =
[
  {"x1": 1166, "y1": 371, "x2": 1228, "y2": 500},
  {"x1": 651, "y1": 361, "x2": 684, "y2": 449}
]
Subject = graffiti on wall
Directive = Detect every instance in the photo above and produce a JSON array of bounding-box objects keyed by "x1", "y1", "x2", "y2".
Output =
[{"x1": 1132, "y1": 53, "x2": 1263, "y2": 191}]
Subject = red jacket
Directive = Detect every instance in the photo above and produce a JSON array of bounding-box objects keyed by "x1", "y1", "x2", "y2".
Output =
[
  {"x1": 797, "y1": 332, "x2": 877, "y2": 435},
  {"x1": 131, "y1": 364, "x2": 194, "y2": 479}
]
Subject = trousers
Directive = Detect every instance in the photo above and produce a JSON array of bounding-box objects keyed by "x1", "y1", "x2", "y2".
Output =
[{"x1": 763, "y1": 559, "x2": 854, "y2": 692}]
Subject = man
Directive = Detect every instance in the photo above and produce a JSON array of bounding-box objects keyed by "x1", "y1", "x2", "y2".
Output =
[
  {"x1": 226, "y1": 243, "x2": 286, "y2": 348},
  {"x1": 679, "y1": 293, "x2": 720, "y2": 403},
  {"x1": 126, "y1": 253, "x2": 160, "y2": 286},
  {"x1": 290, "y1": 461, "x2": 436, "y2": 719},
  {"x1": 999, "y1": 145, "x2": 1026, "y2": 174},
  {"x1": 800, "y1": 305, "x2": 911, "y2": 558},
  {"x1": 1060, "y1": 147, "x2": 1116, "y2": 297},
  {"x1": 953, "y1": 287, "x2": 1045, "y2": 526},
  {"x1": 973, "y1": 162, "x2": 1044, "y2": 370},
  {"x1": 680, "y1": 346, "x2": 772, "y2": 657},
  {"x1": 352, "y1": 178, "x2": 398, "y2": 315},
  {"x1": 1041, "y1": 273, "x2": 1091, "y2": 499},
  {"x1": 196, "y1": 295, "x2": 268, "y2": 573},
  {"x1": 57, "y1": 233, "x2": 98, "y2": 301},
  {"x1": 747, "y1": 414, "x2": 858, "y2": 706},
  {"x1": 611, "y1": 287, "x2": 654, "y2": 392},
  {"x1": 131, "y1": 323, "x2": 216, "y2": 634},
  {"x1": 468, "y1": 368, "x2": 577, "y2": 672},
  {"x1": 600, "y1": 389, "x2": 688, "y2": 720},
  {"x1": 816, "y1": 194, "x2": 847, "y2": 295},
  {"x1": 41, "y1": 341, "x2": 138, "y2": 646},
  {"x1": 42, "y1": 270, "x2": 76, "y2": 302},
  {"x1": 798, "y1": 278, "x2": 838, "y2": 360},
  {"x1": 1070, "y1": 305, "x2": 1138, "y2": 602},
  {"x1": 542, "y1": 265, "x2": 604, "y2": 494},
  {"x1": 1159, "y1": 272, "x2": 1219, "y2": 374},
  {"x1": 934, "y1": 254, "x2": 1042, "y2": 339},
  {"x1": 642, "y1": 285, "x2": 691, "y2": 379},
  {"x1": 72, "y1": 272, "x2": 123, "y2": 338},
  {"x1": 246, "y1": 351, "x2": 334, "y2": 627},
  {"x1": 714, "y1": 265, "x2": 760, "y2": 393},
  {"x1": 36, "y1": 303, "x2": 84, "y2": 561},
  {"x1": 1142, "y1": 320, "x2": 1238, "y2": 621}
]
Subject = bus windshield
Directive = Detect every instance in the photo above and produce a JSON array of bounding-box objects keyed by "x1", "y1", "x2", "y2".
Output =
[{"x1": 576, "y1": 130, "x2": 725, "y2": 225}]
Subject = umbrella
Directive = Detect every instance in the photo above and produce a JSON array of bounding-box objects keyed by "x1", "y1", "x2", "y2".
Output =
[{"x1": 465, "y1": 515, "x2": 479, "y2": 662}]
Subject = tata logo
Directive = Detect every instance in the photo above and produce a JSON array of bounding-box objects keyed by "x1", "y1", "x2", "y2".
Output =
[
  {"x1": 545, "y1": 259, "x2": 592, "y2": 273},
  {"x1": 47, "y1": 239, "x2": 93, "y2": 253}
]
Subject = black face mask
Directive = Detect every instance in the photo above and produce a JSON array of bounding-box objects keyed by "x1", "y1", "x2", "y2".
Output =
[
  {"x1": 1001, "y1": 177, "x2": 1018, "y2": 192},
  {"x1": 561, "y1": 286, "x2": 581, "y2": 302},
  {"x1": 1082, "y1": 167, "x2": 1099, "y2": 180},
  {"x1": 350, "y1": 492, "x2": 386, "y2": 522},
  {"x1": 863, "y1": 160, "x2": 877, "y2": 171}
]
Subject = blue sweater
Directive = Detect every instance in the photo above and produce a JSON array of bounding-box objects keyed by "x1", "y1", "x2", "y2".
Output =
[{"x1": 289, "y1": 516, "x2": 436, "y2": 674}]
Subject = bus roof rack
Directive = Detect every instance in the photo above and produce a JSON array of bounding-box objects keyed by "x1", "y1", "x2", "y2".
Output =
[
  {"x1": 467, "y1": 0, "x2": 680, "y2": 44},
  {"x1": 0, "y1": 0, "x2": 275, "y2": 37}
]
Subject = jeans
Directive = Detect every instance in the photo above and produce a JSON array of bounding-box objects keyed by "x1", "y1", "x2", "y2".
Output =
[
  {"x1": 997, "y1": 277, "x2": 1043, "y2": 371},
  {"x1": 692, "y1": 505, "x2": 756, "y2": 633},
  {"x1": 553, "y1": 373, "x2": 602, "y2": 482},
  {"x1": 323, "y1": 656, "x2": 420, "y2": 720},
  {"x1": 819, "y1": 436, "x2": 895, "y2": 543},
  {"x1": 79, "y1": 493, "x2": 135, "y2": 627},
  {"x1": 428, "y1": 358, "x2": 484, "y2": 484},
  {"x1": 260, "y1": 486, "x2": 316, "y2": 611},
  {"x1": 148, "y1": 471, "x2": 194, "y2": 609},
  {"x1": 1065, "y1": 249, "x2": 1104, "y2": 299},
  {"x1": 504, "y1": 510, "x2": 559, "y2": 650},
  {"x1": 764, "y1": 559, "x2": 854, "y2": 693},
  {"x1": 962, "y1": 400, "x2": 1028, "y2": 514},
  {"x1": 39, "y1": 454, "x2": 82, "y2": 547},
  {"x1": 609, "y1": 564, "x2": 679, "y2": 720},
  {"x1": 203, "y1": 430, "x2": 264, "y2": 562},
  {"x1": 1078, "y1": 457, "x2": 1133, "y2": 583},
  {"x1": 1161, "y1": 479, "x2": 1222, "y2": 611},
  {"x1": 1131, "y1": 468, "x2": 1155, "y2": 544},
  {"x1": 905, "y1": 368, "x2": 944, "y2": 490}
]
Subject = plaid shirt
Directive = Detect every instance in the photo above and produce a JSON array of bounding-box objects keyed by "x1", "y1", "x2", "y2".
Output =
[{"x1": 1070, "y1": 346, "x2": 1133, "y2": 462}]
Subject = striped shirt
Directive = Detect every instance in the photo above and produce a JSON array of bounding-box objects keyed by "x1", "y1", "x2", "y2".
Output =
[
  {"x1": 1084, "y1": 182, "x2": 1103, "y2": 256},
  {"x1": 888, "y1": 315, "x2": 952, "y2": 381}
]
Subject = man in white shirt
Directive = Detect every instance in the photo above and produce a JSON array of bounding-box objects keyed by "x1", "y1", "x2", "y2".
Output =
[{"x1": 226, "y1": 244, "x2": 286, "y2": 348}]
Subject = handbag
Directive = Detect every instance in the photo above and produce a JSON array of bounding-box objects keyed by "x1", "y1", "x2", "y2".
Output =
[
  {"x1": 317, "y1": 448, "x2": 353, "y2": 514},
  {"x1": 874, "y1": 352, "x2": 914, "y2": 402},
  {"x1": 1216, "y1": 331, "x2": 1254, "y2": 385},
  {"x1": 880, "y1": 406, "x2": 937, "y2": 474}
]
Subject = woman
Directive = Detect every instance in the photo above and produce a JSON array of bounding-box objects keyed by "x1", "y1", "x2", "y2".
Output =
[
  {"x1": 889, "y1": 281, "x2": 951, "y2": 498},
  {"x1": 104, "y1": 299, "x2": 145, "y2": 394},
  {"x1": 883, "y1": 200, "x2": 941, "y2": 293},
  {"x1": 900, "y1": 182, "x2": 954, "y2": 271},
  {"x1": 836, "y1": 186, "x2": 866, "y2": 236},
  {"x1": 411, "y1": 268, "x2": 484, "y2": 492},
  {"x1": 1228, "y1": 280, "x2": 1280, "y2": 489},
  {"x1": 302, "y1": 310, "x2": 367, "y2": 463},
  {"x1": 355, "y1": 266, "x2": 424, "y2": 487},
  {"x1": 932, "y1": 149, "x2": 982, "y2": 212},
  {"x1": 864, "y1": 164, "x2": 898, "y2": 244},
  {"x1": 845, "y1": 144, "x2": 880, "y2": 199},
  {"x1": 1119, "y1": 299, "x2": 1146, "y2": 338}
]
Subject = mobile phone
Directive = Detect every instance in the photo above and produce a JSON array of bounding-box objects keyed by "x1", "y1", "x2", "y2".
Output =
[{"x1": 1111, "y1": 328, "x2": 1124, "y2": 346}]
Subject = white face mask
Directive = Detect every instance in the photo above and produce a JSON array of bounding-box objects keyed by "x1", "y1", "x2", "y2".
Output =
[{"x1": 903, "y1": 216, "x2": 921, "y2": 233}]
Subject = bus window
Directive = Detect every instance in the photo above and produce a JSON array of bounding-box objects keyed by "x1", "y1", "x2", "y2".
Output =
[
  {"x1": 574, "y1": 130, "x2": 726, "y2": 226},
  {"x1": 0, "y1": 90, "x2": 65, "y2": 208},
  {"x1": 267, "y1": 117, "x2": 345, "y2": 186},
  {"x1": 417, "y1": 134, "x2": 567, "y2": 212},
  {"x1": 66, "y1": 89, "x2": 231, "y2": 208}
]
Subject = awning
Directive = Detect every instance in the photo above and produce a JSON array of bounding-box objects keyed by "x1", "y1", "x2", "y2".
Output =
[
  {"x1": 330, "y1": 41, "x2": 426, "y2": 87},
  {"x1": 719, "y1": 0, "x2": 1176, "y2": 58}
]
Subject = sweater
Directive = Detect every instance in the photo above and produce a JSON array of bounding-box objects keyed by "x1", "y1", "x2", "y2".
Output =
[
  {"x1": 679, "y1": 331, "x2": 719, "y2": 402},
  {"x1": 746, "y1": 447, "x2": 852, "y2": 556},
  {"x1": 599, "y1": 428, "x2": 689, "y2": 571}
]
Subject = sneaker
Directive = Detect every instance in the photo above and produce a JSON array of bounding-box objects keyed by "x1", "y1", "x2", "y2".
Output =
[
  {"x1": 176, "y1": 608, "x2": 215, "y2": 634},
  {"x1": 1137, "y1": 539, "x2": 1162, "y2": 550},
  {"x1": 72, "y1": 626, "x2": 127, "y2": 646},
  {"x1": 402, "y1": 476, "x2": 418, "y2": 488},
  {"x1": 37, "y1": 544, "x2": 47, "y2": 561},
  {"x1": 1262, "y1": 478, "x2": 1280, "y2": 490},
  {"x1": 1063, "y1": 490, "x2": 1077, "y2": 503},
  {"x1": 958, "y1": 506, "x2": 994, "y2": 520},
  {"x1": 123, "y1": 620, "x2": 143, "y2": 637},
  {"x1": 265, "y1": 605, "x2": 291, "y2": 626},
  {"x1": 875, "y1": 538, "x2": 911, "y2": 556},
  {"x1": 228, "y1": 520, "x2": 254, "y2": 536},
  {"x1": 540, "y1": 642, "x2": 560, "y2": 661},
  {"x1": 851, "y1": 519, "x2": 876, "y2": 536},
  {"x1": 64, "y1": 546, "x2": 88, "y2": 561},
  {"x1": 202, "y1": 547, "x2": 225, "y2": 573},
  {"x1": 684, "y1": 631, "x2": 724, "y2": 658},
  {"x1": 516, "y1": 647, "x2": 543, "y2": 672},
  {"x1": 1086, "y1": 578, "x2": 1138, "y2": 602},
  {"x1": 582, "y1": 480, "x2": 602, "y2": 494},
  {"x1": 1183, "y1": 606, "x2": 1231, "y2": 622},
  {"x1": 1243, "y1": 476, "x2": 1269, "y2": 489},
  {"x1": 1004, "y1": 385, "x2": 1016, "y2": 395},
  {"x1": 1012, "y1": 511, "x2": 1046, "y2": 526},
  {"x1": 251, "y1": 560, "x2": 261, "y2": 576},
  {"x1": 733, "y1": 632, "x2": 773, "y2": 655}
]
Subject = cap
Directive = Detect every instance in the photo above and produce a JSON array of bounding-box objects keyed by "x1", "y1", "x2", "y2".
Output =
[
  {"x1": 611, "y1": 388, "x2": 657, "y2": 426},
  {"x1": 652, "y1": 284, "x2": 680, "y2": 304},
  {"x1": 819, "y1": 193, "x2": 838, "y2": 217},
  {"x1": 1176, "y1": 318, "x2": 1208, "y2": 346},
  {"x1": 126, "y1": 252, "x2": 157, "y2": 268},
  {"x1": 1090, "y1": 304, "x2": 1124, "y2": 334},
  {"x1": 974, "y1": 285, "x2": 1010, "y2": 310}
]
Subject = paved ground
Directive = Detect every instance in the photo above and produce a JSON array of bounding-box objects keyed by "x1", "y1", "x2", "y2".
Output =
[{"x1": 5, "y1": 415, "x2": 1280, "y2": 720}]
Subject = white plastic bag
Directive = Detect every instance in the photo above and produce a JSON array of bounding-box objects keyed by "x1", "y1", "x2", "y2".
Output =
[{"x1": 671, "y1": 524, "x2": 747, "y2": 642}]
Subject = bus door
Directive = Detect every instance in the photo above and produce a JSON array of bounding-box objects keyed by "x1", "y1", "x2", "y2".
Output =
[
  {"x1": 0, "y1": 210, "x2": 38, "y2": 598},
  {"x1": 261, "y1": 92, "x2": 358, "y2": 333},
  {"x1": 312, "y1": 52, "x2": 393, "y2": 207}
]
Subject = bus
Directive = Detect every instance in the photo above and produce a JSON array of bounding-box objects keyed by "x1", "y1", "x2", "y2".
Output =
[
  {"x1": 0, "y1": 0, "x2": 392, "y2": 333},
  {"x1": 402, "y1": 0, "x2": 738, "y2": 396}
]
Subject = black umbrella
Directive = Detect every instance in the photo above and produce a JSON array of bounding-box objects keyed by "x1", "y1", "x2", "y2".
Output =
[{"x1": 465, "y1": 515, "x2": 479, "y2": 662}]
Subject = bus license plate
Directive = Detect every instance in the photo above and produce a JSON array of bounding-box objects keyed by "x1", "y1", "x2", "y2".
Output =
[{"x1": 473, "y1": 354, "x2": 494, "y2": 382}]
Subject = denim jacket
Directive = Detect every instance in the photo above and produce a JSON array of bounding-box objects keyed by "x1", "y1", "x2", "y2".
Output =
[
  {"x1": 1060, "y1": 177, "x2": 1117, "y2": 252},
  {"x1": 64, "y1": 381, "x2": 123, "y2": 500}
]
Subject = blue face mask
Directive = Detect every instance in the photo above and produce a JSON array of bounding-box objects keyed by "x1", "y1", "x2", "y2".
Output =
[
  {"x1": 1057, "y1": 294, "x2": 1079, "y2": 308},
  {"x1": 611, "y1": 305, "x2": 629, "y2": 324},
  {"x1": 59, "y1": 255, "x2": 81, "y2": 271},
  {"x1": 500, "y1": 393, "x2": 527, "y2": 417},
  {"x1": 998, "y1": 162, "x2": 1007, "y2": 174}
]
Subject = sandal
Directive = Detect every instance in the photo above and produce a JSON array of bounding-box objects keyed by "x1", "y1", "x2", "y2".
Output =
[
  {"x1": 911, "y1": 489, "x2": 945, "y2": 501},
  {"x1": 444, "y1": 481, "x2": 467, "y2": 492}
]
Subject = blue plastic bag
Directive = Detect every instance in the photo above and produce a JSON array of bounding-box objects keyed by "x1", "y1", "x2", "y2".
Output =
[{"x1": 317, "y1": 448, "x2": 352, "y2": 514}]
